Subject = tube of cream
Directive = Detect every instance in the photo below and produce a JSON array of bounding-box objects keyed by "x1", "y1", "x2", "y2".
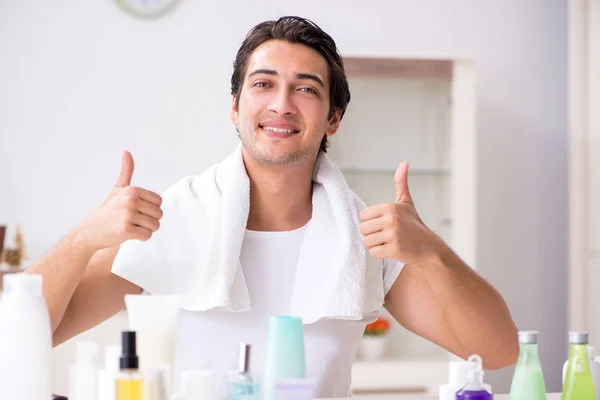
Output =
[{"x1": 124, "y1": 294, "x2": 181, "y2": 369}]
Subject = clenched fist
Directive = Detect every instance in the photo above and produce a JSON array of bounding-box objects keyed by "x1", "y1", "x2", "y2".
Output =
[
  {"x1": 77, "y1": 151, "x2": 163, "y2": 252},
  {"x1": 359, "y1": 161, "x2": 442, "y2": 265}
]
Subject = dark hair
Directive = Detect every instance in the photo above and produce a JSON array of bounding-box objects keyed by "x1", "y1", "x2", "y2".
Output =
[{"x1": 230, "y1": 16, "x2": 351, "y2": 153}]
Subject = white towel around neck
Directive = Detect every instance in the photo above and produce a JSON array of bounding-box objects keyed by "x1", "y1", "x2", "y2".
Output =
[{"x1": 111, "y1": 144, "x2": 385, "y2": 324}]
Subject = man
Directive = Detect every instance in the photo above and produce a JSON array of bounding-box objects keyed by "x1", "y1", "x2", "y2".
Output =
[{"x1": 27, "y1": 16, "x2": 518, "y2": 398}]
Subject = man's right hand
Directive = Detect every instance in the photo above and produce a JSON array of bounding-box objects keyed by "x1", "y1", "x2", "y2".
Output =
[{"x1": 75, "y1": 151, "x2": 163, "y2": 252}]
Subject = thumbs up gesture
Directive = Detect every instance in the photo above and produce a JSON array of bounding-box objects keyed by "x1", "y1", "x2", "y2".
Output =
[
  {"x1": 77, "y1": 151, "x2": 163, "y2": 252},
  {"x1": 359, "y1": 162, "x2": 441, "y2": 265}
]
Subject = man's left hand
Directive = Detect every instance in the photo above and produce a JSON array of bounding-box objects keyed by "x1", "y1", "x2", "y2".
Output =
[{"x1": 359, "y1": 161, "x2": 443, "y2": 264}]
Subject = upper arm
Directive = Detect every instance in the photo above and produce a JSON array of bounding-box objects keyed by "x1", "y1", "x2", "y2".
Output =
[
  {"x1": 384, "y1": 263, "x2": 470, "y2": 360},
  {"x1": 52, "y1": 246, "x2": 142, "y2": 347}
]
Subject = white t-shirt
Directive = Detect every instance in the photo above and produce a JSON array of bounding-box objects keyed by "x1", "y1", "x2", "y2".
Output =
[{"x1": 169, "y1": 221, "x2": 404, "y2": 398}]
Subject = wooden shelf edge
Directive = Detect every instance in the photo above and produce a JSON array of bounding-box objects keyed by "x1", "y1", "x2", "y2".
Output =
[{"x1": 343, "y1": 57, "x2": 453, "y2": 80}]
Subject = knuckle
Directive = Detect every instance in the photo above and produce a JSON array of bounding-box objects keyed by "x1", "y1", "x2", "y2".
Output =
[
  {"x1": 385, "y1": 214, "x2": 396, "y2": 226},
  {"x1": 123, "y1": 209, "x2": 135, "y2": 222},
  {"x1": 125, "y1": 195, "x2": 138, "y2": 208},
  {"x1": 359, "y1": 223, "x2": 367, "y2": 236},
  {"x1": 120, "y1": 221, "x2": 131, "y2": 235}
]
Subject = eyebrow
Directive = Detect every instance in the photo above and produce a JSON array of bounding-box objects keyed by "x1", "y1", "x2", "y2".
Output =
[{"x1": 247, "y1": 69, "x2": 325, "y2": 88}]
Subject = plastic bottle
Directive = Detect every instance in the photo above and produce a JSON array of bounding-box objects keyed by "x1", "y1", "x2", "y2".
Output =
[
  {"x1": 98, "y1": 345, "x2": 122, "y2": 400},
  {"x1": 0, "y1": 273, "x2": 53, "y2": 400},
  {"x1": 509, "y1": 330, "x2": 547, "y2": 400},
  {"x1": 455, "y1": 355, "x2": 493, "y2": 400},
  {"x1": 562, "y1": 331, "x2": 595, "y2": 400},
  {"x1": 562, "y1": 345, "x2": 600, "y2": 398},
  {"x1": 439, "y1": 360, "x2": 492, "y2": 400},
  {"x1": 69, "y1": 341, "x2": 99, "y2": 400}
]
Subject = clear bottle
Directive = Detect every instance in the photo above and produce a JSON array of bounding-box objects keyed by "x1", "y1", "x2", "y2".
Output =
[
  {"x1": 562, "y1": 331, "x2": 596, "y2": 400},
  {"x1": 455, "y1": 355, "x2": 493, "y2": 400},
  {"x1": 562, "y1": 345, "x2": 600, "y2": 398},
  {"x1": 116, "y1": 331, "x2": 144, "y2": 400},
  {"x1": 227, "y1": 342, "x2": 260, "y2": 400},
  {"x1": 509, "y1": 331, "x2": 547, "y2": 400}
]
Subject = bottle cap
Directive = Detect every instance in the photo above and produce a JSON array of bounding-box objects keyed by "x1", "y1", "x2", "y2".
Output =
[
  {"x1": 238, "y1": 342, "x2": 251, "y2": 374},
  {"x1": 465, "y1": 354, "x2": 485, "y2": 388},
  {"x1": 75, "y1": 341, "x2": 98, "y2": 366},
  {"x1": 518, "y1": 330, "x2": 539, "y2": 344},
  {"x1": 448, "y1": 361, "x2": 478, "y2": 387},
  {"x1": 3, "y1": 273, "x2": 42, "y2": 295},
  {"x1": 569, "y1": 331, "x2": 589, "y2": 344},
  {"x1": 120, "y1": 331, "x2": 139, "y2": 370}
]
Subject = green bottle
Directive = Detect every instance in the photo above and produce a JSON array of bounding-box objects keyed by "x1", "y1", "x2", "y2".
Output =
[
  {"x1": 562, "y1": 331, "x2": 596, "y2": 400},
  {"x1": 509, "y1": 331, "x2": 547, "y2": 400}
]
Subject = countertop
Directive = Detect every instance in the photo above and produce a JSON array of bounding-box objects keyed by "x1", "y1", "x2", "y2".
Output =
[{"x1": 322, "y1": 395, "x2": 561, "y2": 400}]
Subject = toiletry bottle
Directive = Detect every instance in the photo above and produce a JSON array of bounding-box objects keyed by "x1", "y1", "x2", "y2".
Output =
[
  {"x1": 562, "y1": 345, "x2": 600, "y2": 398},
  {"x1": 69, "y1": 340, "x2": 99, "y2": 400},
  {"x1": 116, "y1": 331, "x2": 144, "y2": 400},
  {"x1": 0, "y1": 273, "x2": 53, "y2": 400},
  {"x1": 98, "y1": 345, "x2": 122, "y2": 400},
  {"x1": 455, "y1": 355, "x2": 493, "y2": 400},
  {"x1": 509, "y1": 331, "x2": 547, "y2": 400},
  {"x1": 439, "y1": 360, "x2": 492, "y2": 400},
  {"x1": 228, "y1": 342, "x2": 260, "y2": 400},
  {"x1": 562, "y1": 331, "x2": 595, "y2": 400}
]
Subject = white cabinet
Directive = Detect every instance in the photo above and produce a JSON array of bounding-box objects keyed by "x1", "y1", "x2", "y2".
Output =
[
  {"x1": 568, "y1": 0, "x2": 600, "y2": 336},
  {"x1": 328, "y1": 55, "x2": 476, "y2": 388}
]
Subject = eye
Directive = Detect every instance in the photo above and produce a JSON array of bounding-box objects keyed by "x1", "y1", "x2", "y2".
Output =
[
  {"x1": 253, "y1": 81, "x2": 271, "y2": 88},
  {"x1": 299, "y1": 87, "x2": 318, "y2": 95}
]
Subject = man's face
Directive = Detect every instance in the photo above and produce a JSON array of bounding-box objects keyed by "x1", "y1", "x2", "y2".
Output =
[{"x1": 231, "y1": 40, "x2": 341, "y2": 167}]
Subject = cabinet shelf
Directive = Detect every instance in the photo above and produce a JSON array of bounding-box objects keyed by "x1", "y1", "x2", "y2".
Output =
[{"x1": 340, "y1": 168, "x2": 450, "y2": 177}]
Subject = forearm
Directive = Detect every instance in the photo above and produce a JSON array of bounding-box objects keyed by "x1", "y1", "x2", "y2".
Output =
[
  {"x1": 419, "y1": 244, "x2": 518, "y2": 369},
  {"x1": 24, "y1": 226, "x2": 96, "y2": 333}
]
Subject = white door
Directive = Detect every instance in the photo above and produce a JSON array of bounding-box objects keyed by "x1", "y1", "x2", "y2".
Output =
[
  {"x1": 569, "y1": 0, "x2": 600, "y2": 337},
  {"x1": 450, "y1": 60, "x2": 477, "y2": 269}
]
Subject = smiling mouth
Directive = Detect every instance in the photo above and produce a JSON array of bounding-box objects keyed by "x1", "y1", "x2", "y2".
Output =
[{"x1": 259, "y1": 124, "x2": 301, "y2": 134}]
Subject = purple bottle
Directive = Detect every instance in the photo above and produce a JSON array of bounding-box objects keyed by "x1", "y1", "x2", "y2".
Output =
[{"x1": 455, "y1": 355, "x2": 493, "y2": 400}]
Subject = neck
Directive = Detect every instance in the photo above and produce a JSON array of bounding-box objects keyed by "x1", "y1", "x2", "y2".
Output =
[{"x1": 243, "y1": 149, "x2": 316, "y2": 231}]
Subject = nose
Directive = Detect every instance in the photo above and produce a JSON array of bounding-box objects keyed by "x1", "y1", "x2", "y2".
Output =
[{"x1": 267, "y1": 87, "x2": 298, "y2": 116}]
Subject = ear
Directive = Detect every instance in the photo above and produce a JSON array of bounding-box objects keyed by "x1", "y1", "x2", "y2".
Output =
[
  {"x1": 230, "y1": 95, "x2": 239, "y2": 127},
  {"x1": 325, "y1": 108, "x2": 342, "y2": 137}
]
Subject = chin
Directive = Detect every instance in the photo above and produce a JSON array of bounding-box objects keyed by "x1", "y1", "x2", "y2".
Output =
[{"x1": 249, "y1": 146, "x2": 313, "y2": 167}]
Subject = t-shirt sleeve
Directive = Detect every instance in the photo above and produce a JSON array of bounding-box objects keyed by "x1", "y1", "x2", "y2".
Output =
[{"x1": 382, "y1": 257, "x2": 405, "y2": 295}]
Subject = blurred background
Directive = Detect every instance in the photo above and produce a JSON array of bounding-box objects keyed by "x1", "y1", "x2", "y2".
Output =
[{"x1": 1, "y1": 0, "x2": 595, "y2": 397}]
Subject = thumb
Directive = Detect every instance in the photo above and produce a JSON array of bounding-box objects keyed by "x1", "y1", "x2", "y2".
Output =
[
  {"x1": 115, "y1": 151, "x2": 134, "y2": 187},
  {"x1": 394, "y1": 161, "x2": 413, "y2": 204}
]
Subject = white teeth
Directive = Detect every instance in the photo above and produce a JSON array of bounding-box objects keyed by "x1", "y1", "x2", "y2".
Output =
[{"x1": 262, "y1": 126, "x2": 296, "y2": 134}]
